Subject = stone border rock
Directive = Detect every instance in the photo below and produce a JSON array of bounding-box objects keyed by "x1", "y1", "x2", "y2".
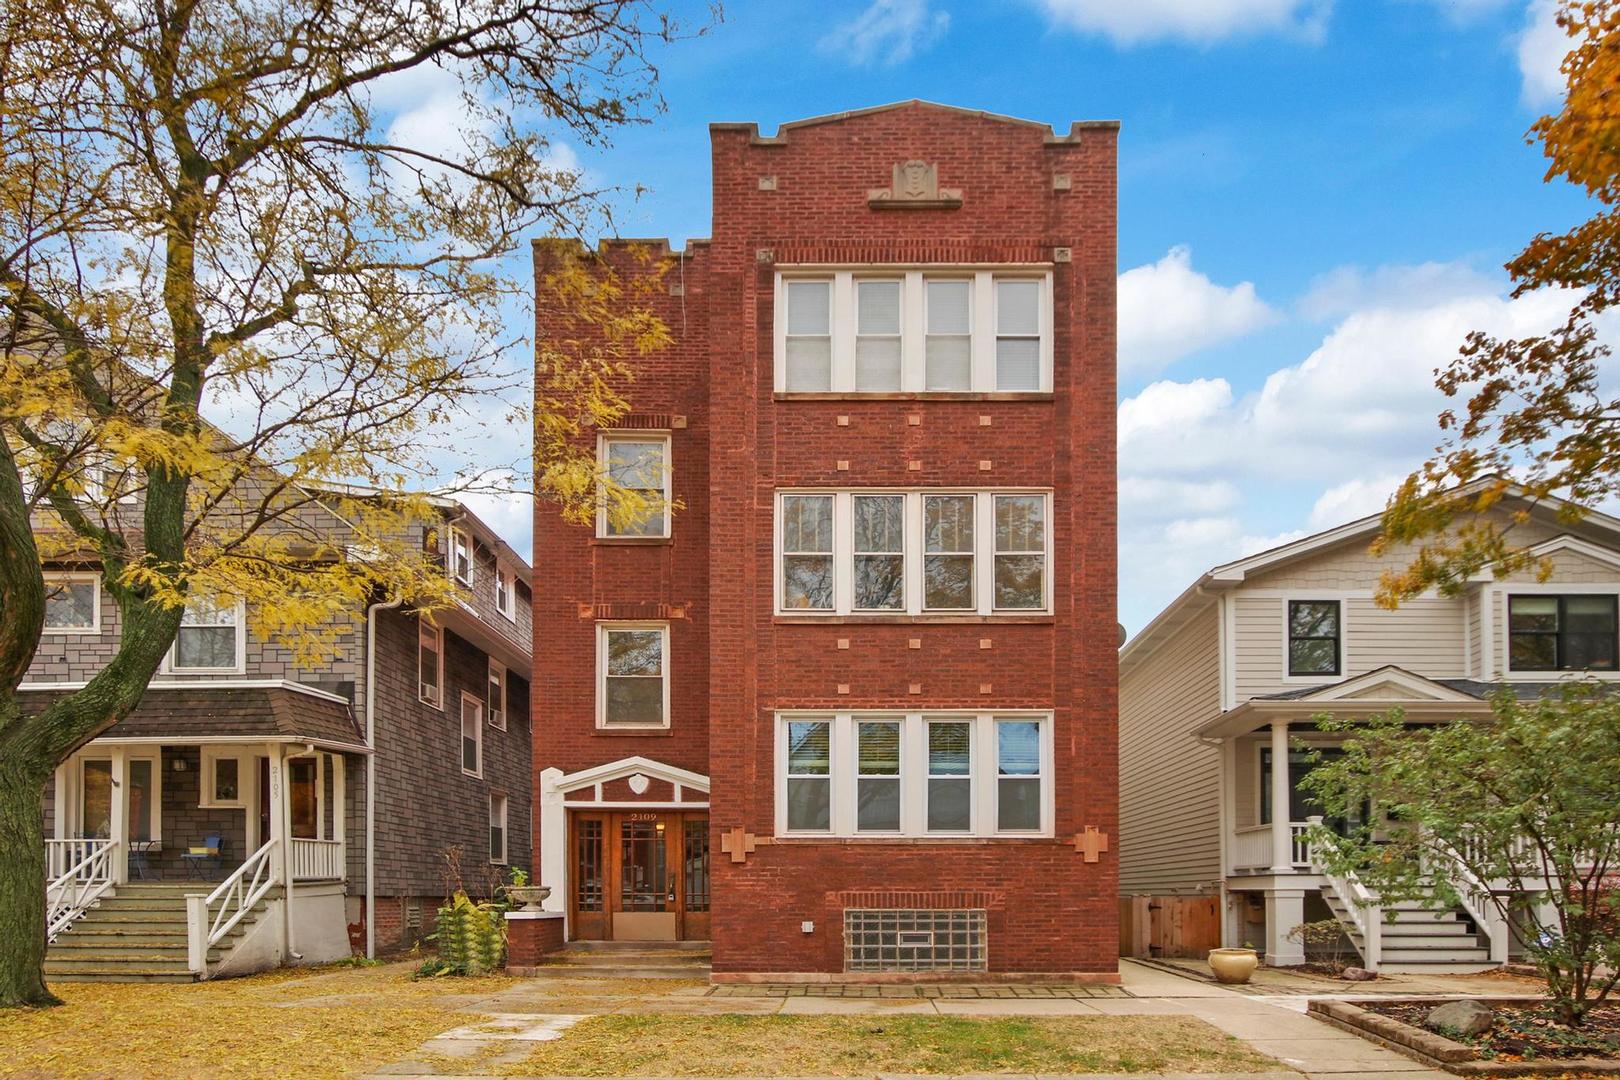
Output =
[{"x1": 1307, "y1": 997, "x2": 1620, "y2": 1076}]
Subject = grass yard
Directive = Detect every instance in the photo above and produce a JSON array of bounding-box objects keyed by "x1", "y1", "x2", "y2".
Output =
[
  {"x1": 512, "y1": 1014, "x2": 1282, "y2": 1076},
  {"x1": 0, "y1": 963, "x2": 517, "y2": 1080}
]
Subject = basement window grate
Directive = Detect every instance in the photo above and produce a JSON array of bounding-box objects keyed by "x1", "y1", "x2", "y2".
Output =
[{"x1": 843, "y1": 908, "x2": 987, "y2": 972}]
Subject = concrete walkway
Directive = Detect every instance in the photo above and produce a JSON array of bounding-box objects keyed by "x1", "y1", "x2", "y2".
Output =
[{"x1": 360, "y1": 958, "x2": 1457, "y2": 1080}]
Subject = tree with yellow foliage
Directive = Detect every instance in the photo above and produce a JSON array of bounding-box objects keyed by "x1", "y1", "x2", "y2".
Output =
[
  {"x1": 0, "y1": 0, "x2": 691, "y2": 1006},
  {"x1": 1378, "y1": 2, "x2": 1620, "y2": 601}
]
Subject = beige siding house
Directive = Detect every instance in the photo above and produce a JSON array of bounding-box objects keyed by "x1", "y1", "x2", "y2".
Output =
[{"x1": 1119, "y1": 489, "x2": 1620, "y2": 972}]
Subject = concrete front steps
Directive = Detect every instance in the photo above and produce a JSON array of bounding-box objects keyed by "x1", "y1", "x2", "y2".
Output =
[
  {"x1": 46, "y1": 881, "x2": 273, "y2": 983},
  {"x1": 553, "y1": 940, "x2": 712, "y2": 979},
  {"x1": 1322, "y1": 883, "x2": 1496, "y2": 974}
]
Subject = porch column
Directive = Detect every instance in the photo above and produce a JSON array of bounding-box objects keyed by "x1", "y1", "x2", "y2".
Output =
[
  {"x1": 267, "y1": 746, "x2": 287, "y2": 881},
  {"x1": 109, "y1": 748, "x2": 128, "y2": 884},
  {"x1": 539, "y1": 768, "x2": 566, "y2": 917},
  {"x1": 51, "y1": 764, "x2": 67, "y2": 841},
  {"x1": 1264, "y1": 888, "x2": 1307, "y2": 966},
  {"x1": 1269, "y1": 721, "x2": 1293, "y2": 874},
  {"x1": 333, "y1": 754, "x2": 346, "y2": 870}
]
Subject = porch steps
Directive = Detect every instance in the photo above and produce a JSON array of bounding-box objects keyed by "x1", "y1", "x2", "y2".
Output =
[
  {"x1": 553, "y1": 940, "x2": 712, "y2": 979},
  {"x1": 45, "y1": 882, "x2": 273, "y2": 984},
  {"x1": 1322, "y1": 883, "x2": 1496, "y2": 974}
]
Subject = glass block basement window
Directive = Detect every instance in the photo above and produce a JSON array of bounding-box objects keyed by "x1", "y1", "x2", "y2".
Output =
[{"x1": 843, "y1": 909, "x2": 987, "y2": 972}]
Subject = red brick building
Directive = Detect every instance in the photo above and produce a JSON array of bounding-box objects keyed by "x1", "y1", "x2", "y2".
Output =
[{"x1": 531, "y1": 101, "x2": 1119, "y2": 979}]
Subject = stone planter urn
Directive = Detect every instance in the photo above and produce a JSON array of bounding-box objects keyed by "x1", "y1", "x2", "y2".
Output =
[
  {"x1": 505, "y1": 885, "x2": 551, "y2": 913},
  {"x1": 1208, "y1": 947, "x2": 1260, "y2": 985}
]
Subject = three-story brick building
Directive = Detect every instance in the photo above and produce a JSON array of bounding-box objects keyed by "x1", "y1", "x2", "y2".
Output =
[{"x1": 532, "y1": 101, "x2": 1119, "y2": 978}]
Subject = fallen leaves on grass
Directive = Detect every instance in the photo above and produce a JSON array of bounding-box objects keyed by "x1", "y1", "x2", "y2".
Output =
[{"x1": 512, "y1": 1014, "x2": 1280, "y2": 1076}]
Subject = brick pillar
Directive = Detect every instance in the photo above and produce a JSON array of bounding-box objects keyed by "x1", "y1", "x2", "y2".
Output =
[{"x1": 505, "y1": 911, "x2": 566, "y2": 973}]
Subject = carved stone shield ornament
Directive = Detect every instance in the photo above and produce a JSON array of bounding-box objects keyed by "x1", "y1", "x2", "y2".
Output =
[{"x1": 869, "y1": 160, "x2": 963, "y2": 209}]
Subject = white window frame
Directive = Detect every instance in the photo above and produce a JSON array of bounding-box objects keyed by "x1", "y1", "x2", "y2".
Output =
[
  {"x1": 488, "y1": 658, "x2": 507, "y2": 730},
  {"x1": 774, "y1": 490, "x2": 1054, "y2": 617},
  {"x1": 165, "y1": 596, "x2": 246, "y2": 674},
  {"x1": 494, "y1": 564, "x2": 517, "y2": 621},
  {"x1": 460, "y1": 692, "x2": 484, "y2": 778},
  {"x1": 596, "y1": 621, "x2": 671, "y2": 730},
  {"x1": 42, "y1": 572, "x2": 101, "y2": 635},
  {"x1": 925, "y1": 717, "x2": 975, "y2": 835},
  {"x1": 597, "y1": 432, "x2": 673, "y2": 539},
  {"x1": 774, "y1": 711, "x2": 1053, "y2": 839},
  {"x1": 489, "y1": 792, "x2": 508, "y2": 865},
  {"x1": 1275, "y1": 591, "x2": 1357, "y2": 684},
  {"x1": 419, "y1": 619, "x2": 444, "y2": 709},
  {"x1": 199, "y1": 747, "x2": 248, "y2": 809},
  {"x1": 854, "y1": 717, "x2": 905, "y2": 834},
  {"x1": 774, "y1": 269, "x2": 1054, "y2": 394},
  {"x1": 450, "y1": 527, "x2": 474, "y2": 587}
]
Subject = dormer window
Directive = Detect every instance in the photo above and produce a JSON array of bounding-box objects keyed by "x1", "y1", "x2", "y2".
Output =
[
  {"x1": 495, "y1": 564, "x2": 516, "y2": 620},
  {"x1": 450, "y1": 528, "x2": 474, "y2": 586}
]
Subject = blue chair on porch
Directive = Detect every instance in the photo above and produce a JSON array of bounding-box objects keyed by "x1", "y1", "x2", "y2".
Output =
[{"x1": 181, "y1": 834, "x2": 228, "y2": 880}]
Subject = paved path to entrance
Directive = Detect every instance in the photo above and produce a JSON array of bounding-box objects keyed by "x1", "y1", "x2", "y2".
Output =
[{"x1": 360, "y1": 959, "x2": 1458, "y2": 1079}]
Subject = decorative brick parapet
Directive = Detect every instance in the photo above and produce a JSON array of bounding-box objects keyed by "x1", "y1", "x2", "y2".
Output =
[{"x1": 504, "y1": 911, "x2": 566, "y2": 973}]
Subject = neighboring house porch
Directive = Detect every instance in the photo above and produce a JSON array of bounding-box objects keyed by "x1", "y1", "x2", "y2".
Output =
[{"x1": 37, "y1": 684, "x2": 362, "y2": 981}]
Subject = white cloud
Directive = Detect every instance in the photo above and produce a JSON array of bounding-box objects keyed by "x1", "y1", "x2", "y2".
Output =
[
  {"x1": 1306, "y1": 473, "x2": 1409, "y2": 531},
  {"x1": 1118, "y1": 247, "x2": 1277, "y2": 375},
  {"x1": 1400, "y1": 0, "x2": 1514, "y2": 21},
  {"x1": 820, "y1": 0, "x2": 950, "y2": 66},
  {"x1": 1297, "y1": 260, "x2": 1499, "y2": 321},
  {"x1": 1518, "y1": 0, "x2": 1571, "y2": 107},
  {"x1": 1031, "y1": 0, "x2": 1331, "y2": 46}
]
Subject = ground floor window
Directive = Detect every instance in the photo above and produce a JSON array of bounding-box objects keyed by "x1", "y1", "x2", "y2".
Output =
[{"x1": 844, "y1": 908, "x2": 988, "y2": 972}]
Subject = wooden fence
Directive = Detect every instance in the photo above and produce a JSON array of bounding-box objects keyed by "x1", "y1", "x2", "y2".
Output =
[{"x1": 1118, "y1": 894, "x2": 1221, "y2": 959}]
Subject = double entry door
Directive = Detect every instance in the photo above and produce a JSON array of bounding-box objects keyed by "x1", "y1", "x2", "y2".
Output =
[{"x1": 571, "y1": 811, "x2": 709, "y2": 941}]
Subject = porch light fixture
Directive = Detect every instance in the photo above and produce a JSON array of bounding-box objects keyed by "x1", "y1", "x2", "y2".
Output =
[{"x1": 172, "y1": 757, "x2": 187, "y2": 772}]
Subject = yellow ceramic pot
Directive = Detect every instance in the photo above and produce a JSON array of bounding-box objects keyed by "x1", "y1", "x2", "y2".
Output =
[{"x1": 1208, "y1": 947, "x2": 1260, "y2": 984}]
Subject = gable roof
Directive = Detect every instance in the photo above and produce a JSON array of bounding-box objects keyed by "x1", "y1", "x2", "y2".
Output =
[
  {"x1": 711, "y1": 100, "x2": 1118, "y2": 146},
  {"x1": 1120, "y1": 479, "x2": 1620, "y2": 675}
]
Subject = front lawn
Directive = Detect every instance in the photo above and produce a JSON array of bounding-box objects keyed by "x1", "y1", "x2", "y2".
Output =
[
  {"x1": 0, "y1": 963, "x2": 514, "y2": 1080},
  {"x1": 512, "y1": 1014, "x2": 1282, "y2": 1076}
]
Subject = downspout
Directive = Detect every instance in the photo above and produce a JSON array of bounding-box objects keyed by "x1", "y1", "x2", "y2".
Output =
[{"x1": 365, "y1": 597, "x2": 404, "y2": 960}]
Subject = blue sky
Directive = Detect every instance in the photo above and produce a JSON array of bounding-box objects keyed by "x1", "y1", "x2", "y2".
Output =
[{"x1": 443, "y1": 0, "x2": 1589, "y2": 633}]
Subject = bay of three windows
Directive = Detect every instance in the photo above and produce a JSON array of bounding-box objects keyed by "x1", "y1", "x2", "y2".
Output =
[
  {"x1": 778, "y1": 271, "x2": 1051, "y2": 394},
  {"x1": 780, "y1": 491, "x2": 1050, "y2": 615},
  {"x1": 781, "y1": 712, "x2": 1049, "y2": 837}
]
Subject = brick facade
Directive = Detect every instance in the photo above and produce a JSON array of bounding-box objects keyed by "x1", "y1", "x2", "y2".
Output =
[{"x1": 533, "y1": 102, "x2": 1119, "y2": 977}]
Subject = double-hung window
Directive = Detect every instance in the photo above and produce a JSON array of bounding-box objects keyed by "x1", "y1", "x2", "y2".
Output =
[
  {"x1": 776, "y1": 270, "x2": 1051, "y2": 394},
  {"x1": 488, "y1": 659, "x2": 506, "y2": 730},
  {"x1": 419, "y1": 619, "x2": 443, "y2": 708},
  {"x1": 495, "y1": 565, "x2": 516, "y2": 620},
  {"x1": 1287, "y1": 600, "x2": 1341, "y2": 676},
  {"x1": 489, "y1": 793, "x2": 508, "y2": 864},
  {"x1": 170, "y1": 595, "x2": 243, "y2": 672},
  {"x1": 42, "y1": 574, "x2": 99, "y2": 634},
  {"x1": 599, "y1": 434, "x2": 671, "y2": 538},
  {"x1": 1509, "y1": 594, "x2": 1619, "y2": 671},
  {"x1": 598, "y1": 623, "x2": 668, "y2": 728},
  {"x1": 777, "y1": 712, "x2": 1050, "y2": 837},
  {"x1": 460, "y1": 693, "x2": 483, "y2": 777},
  {"x1": 450, "y1": 528, "x2": 474, "y2": 587},
  {"x1": 781, "y1": 494, "x2": 835, "y2": 611},
  {"x1": 778, "y1": 491, "x2": 1052, "y2": 616}
]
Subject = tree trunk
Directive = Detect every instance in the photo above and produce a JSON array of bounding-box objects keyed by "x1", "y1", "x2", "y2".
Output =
[{"x1": 0, "y1": 727, "x2": 55, "y2": 1007}]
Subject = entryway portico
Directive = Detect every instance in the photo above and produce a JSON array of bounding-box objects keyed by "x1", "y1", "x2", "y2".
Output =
[{"x1": 537, "y1": 757, "x2": 711, "y2": 942}]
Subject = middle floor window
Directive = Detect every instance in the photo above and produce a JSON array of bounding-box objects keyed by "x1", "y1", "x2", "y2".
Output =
[
  {"x1": 776, "y1": 712, "x2": 1053, "y2": 838},
  {"x1": 777, "y1": 490, "x2": 1052, "y2": 616}
]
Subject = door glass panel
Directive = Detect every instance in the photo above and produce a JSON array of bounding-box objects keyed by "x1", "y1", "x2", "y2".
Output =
[
  {"x1": 576, "y1": 819, "x2": 604, "y2": 911},
  {"x1": 127, "y1": 759, "x2": 154, "y2": 842},
  {"x1": 81, "y1": 760, "x2": 112, "y2": 838},
  {"x1": 289, "y1": 759, "x2": 318, "y2": 839},
  {"x1": 619, "y1": 819, "x2": 669, "y2": 911},
  {"x1": 683, "y1": 819, "x2": 710, "y2": 913}
]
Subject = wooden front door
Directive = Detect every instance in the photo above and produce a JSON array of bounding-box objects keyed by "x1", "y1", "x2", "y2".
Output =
[{"x1": 570, "y1": 811, "x2": 709, "y2": 941}]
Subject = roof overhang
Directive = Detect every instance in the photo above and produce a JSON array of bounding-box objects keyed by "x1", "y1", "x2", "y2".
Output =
[{"x1": 551, "y1": 756, "x2": 709, "y2": 796}]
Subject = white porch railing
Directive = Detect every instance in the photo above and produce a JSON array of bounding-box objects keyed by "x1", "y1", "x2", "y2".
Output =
[
  {"x1": 1230, "y1": 823, "x2": 1313, "y2": 872},
  {"x1": 290, "y1": 838, "x2": 343, "y2": 881},
  {"x1": 1428, "y1": 836, "x2": 1512, "y2": 964},
  {"x1": 187, "y1": 838, "x2": 276, "y2": 975},
  {"x1": 1290, "y1": 824, "x2": 1311, "y2": 867},
  {"x1": 46, "y1": 839, "x2": 119, "y2": 942},
  {"x1": 1320, "y1": 863, "x2": 1383, "y2": 970}
]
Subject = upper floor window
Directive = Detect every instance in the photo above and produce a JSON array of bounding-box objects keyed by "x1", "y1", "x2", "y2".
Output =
[
  {"x1": 776, "y1": 712, "x2": 1051, "y2": 838},
  {"x1": 599, "y1": 434, "x2": 670, "y2": 539},
  {"x1": 43, "y1": 574, "x2": 99, "y2": 634},
  {"x1": 450, "y1": 527, "x2": 474, "y2": 587},
  {"x1": 1509, "y1": 594, "x2": 1618, "y2": 671},
  {"x1": 775, "y1": 271, "x2": 1052, "y2": 395},
  {"x1": 495, "y1": 565, "x2": 517, "y2": 620},
  {"x1": 460, "y1": 692, "x2": 483, "y2": 777},
  {"x1": 777, "y1": 490, "x2": 1051, "y2": 616},
  {"x1": 170, "y1": 595, "x2": 243, "y2": 672},
  {"x1": 489, "y1": 793, "x2": 508, "y2": 864},
  {"x1": 1287, "y1": 600, "x2": 1340, "y2": 677},
  {"x1": 488, "y1": 659, "x2": 507, "y2": 730},
  {"x1": 418, "y1": 619, "x2": 443, "y2": 708},
  {"x1": 597, "y1": 623, "x2": 668, "y2": 729}
]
